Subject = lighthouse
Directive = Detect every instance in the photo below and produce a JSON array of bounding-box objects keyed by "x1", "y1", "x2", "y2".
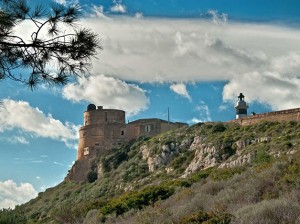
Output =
[{"x1": 235, "y1": 93, "x2": 248, "y2": 119}]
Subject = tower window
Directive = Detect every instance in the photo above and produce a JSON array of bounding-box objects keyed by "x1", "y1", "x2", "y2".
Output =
[
  {"x1": 121, "y1": 130, "x2": 124, "y2": 136},
  {"x1": 84, "y1": 147, "x2": 89, "y2": 156}
]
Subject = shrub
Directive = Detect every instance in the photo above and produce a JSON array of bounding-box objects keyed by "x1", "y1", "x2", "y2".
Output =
[
  {"x1": 234, "y1": 198, "x2": 300, "y2": 224},
  {"x1": 180, "y1": 209, "x2": 233, "y2": 224},
  {"x1": 254, "y1": 149, "x2": 272, "y2": 165},
  {"x1": 210, "y1": 167, "x2": 245, "y2": 181},
  {"x1": 100, "y1": 186, "x2": 175, "y2": 216},
  {"x1": 87, "y1": 171, "x2": 98, "y2": 183},
  {"x1": 211, "y1": 123, "x2": 226, "y2": 133},
  {"x1": 189, "y1": 168, "x2": 212, "y2": 182},
  {"x1": 0, "y1": 209, "x2": 27, "y2": 224}
]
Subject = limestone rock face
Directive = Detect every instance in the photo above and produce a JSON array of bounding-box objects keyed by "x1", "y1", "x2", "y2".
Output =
[
  {"x1": 140, "y1": 143, "x2": 179, "y2": 172},
  {"x1": 182, "y1": 136, "x2": 219, "y2": 177},
  {"x1": 219, "y1": 153, "x2": 253, "y2": 168}
]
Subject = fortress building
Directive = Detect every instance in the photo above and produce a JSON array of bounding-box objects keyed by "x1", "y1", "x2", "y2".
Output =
[{"x1": 77, "y1": 104, "x2": 188, "y2": 161}]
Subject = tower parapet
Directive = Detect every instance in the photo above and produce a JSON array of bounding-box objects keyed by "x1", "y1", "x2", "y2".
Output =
[{"x1": 235, "y1": 93, "x2": 248, "y2": 119}]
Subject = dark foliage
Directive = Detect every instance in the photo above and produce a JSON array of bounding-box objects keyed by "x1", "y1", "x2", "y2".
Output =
[
  {"x1": 87, "y1": 170, "x2": 98, "y2": 183},
  {"x1": 0, "y1": 0, "x2": 101, "y2": 89},
  {"x1": 0, "y1": 208, "x2": 27, "y2": 224}
]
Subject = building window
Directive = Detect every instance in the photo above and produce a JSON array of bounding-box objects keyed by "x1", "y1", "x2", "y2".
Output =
[
  {"x1": 145, "y1": 125, "x2": 152, "y2": 132},
  {"x1": 121, "y1": 130, "x2": 124, "y2": 136},
  {"x1": 105, "y1": 112, "x2": 108, "y2": 122},
  {"x1": 95, "y1": 142, "x2": 99, "y2": 146}
]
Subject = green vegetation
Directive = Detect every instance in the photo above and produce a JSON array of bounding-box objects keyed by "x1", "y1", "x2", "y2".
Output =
[
  {"x1": 2, "y1": 121, "x2": 300, "y2": 223},
  {"x1": 180, "y1": 209, "x2": 233, "y2": 224}
]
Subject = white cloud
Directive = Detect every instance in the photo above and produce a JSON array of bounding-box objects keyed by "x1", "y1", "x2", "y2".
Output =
[
  {"x1": 188, "y1": 102, "x2": 212, "y2": 124},
  {"x1": 207, "y1": 10, "x2": 228, "y2": 25},
  {"x1": 170, "y1": 83, "x2": 191, "y2": 100},
  {"x1": 8, "y1": 136, "x2": 29, "y2": 145},
  {"x1": 81, "y1": 17, "x2": 300, "y2": 82},
  {"x1": 0, "y1": 180, "x2": 37, "y2": 209},
  {"x1": 135, "y1": 13, "x2": 143, "y2": 19},
  {"x1": 110, "y1": 3, "x2": 127, "y2": 13},
  {"x1": 91, "y1": 5, "x2": 109, "y2": 19},
  {"x1": 62, "y1": 74, "x2": 149, "y2": 116},
  {"x1": 13, "y1": 11, "x2": 300, "y2": 111},
  {"x1": 52, "y1": 0, "x2": 78, "y2": 5},
  {"x1": 223, "y1": 71, "x2": 300, "y2": 111},
  {"x1": 0, "y1": 99, "x2": 79, "y2": 148},
  {"x1": 53, "y1": 0, "x2": 66, "y2": 5},
  {"x1": 78, "y1": 16, "x2": 300, "y2": 110},
  {"x1": 189, "y1": 118, "x2": 203, "y2": 124}
]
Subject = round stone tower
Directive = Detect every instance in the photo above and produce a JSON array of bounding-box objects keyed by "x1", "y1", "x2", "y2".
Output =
[
  {"x1": 77, "y1": 104, "x2": 126, "y2": 160},
  {"x1": 235, "y1": 93, "x2": 248, "y2": 119}
]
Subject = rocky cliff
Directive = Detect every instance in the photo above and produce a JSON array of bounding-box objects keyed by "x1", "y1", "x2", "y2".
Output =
[{"x1": 11, "y1": 120, "x2": 300, "y2": 223}]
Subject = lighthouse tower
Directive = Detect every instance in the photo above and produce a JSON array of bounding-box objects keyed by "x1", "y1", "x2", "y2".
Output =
[{"x1": 235, "y1": 93, "x2": 248, "y2": 119}]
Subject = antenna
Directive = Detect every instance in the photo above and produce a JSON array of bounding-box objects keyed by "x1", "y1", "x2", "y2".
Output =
[{"x1": 168, "y1": 107, "x2": 170, "y2": 124}]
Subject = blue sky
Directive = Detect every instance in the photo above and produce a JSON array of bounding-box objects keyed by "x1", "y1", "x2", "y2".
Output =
[{"x1": 1, "y1": 0, "x2": 300, "y2": 208}]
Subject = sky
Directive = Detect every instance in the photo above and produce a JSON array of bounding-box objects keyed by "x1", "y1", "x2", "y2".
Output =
[{"x1": 1, "y1": 0, "x2": 300, "y2": 209}]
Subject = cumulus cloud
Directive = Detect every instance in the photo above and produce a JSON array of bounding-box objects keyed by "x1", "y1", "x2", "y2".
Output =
[
  {"x1": 0, "y1": 180, "x2": 37, "y2": 209},
  {"x1": 52, "y1": 0, "x2": 78, "y2": 5},
  {"x1": 53, "y1": 0, "x2": 66, "y2": 5},
  {"x1": 170, "y1": 83, "x2": 191, "y2": 100},
  {"x1": 188, "y1": 102, "x2": 212, "y2": 124},
  {"x1": 91, "y1": 5, "x2": 109, "y2": 19},
  {"x1": 13, "y1": 11, "x2": 300, "y2": 111},
  {"x1": 223, "y1": 71, "x2": 300, "y2": 111},
  {"x1": 77, "y1": 15, "x2": 300, "y2": 110},
  {"x1": 135, "y1": 13, "x2": 143, "y2": 19},
  {"x1": 0, "y1": 99, "x2": 79, "y2": 148},
  {"x1": 110, "y1": 3, "x2": 127, "y2": 13},
  {"x1": 62, "y1": 74, "x2": 149, "y2": 116},
  {"x1": 207, "y1": 10, "x2": 228, "y2": 24},
  {"x1": 8, "y1": 136, "x2": 29, "y2": 145}
]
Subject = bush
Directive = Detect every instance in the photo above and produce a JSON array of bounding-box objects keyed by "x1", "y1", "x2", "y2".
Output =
[
  {"x1": 0, "y1": 209, "x2": 27, "y2": 224},
  {"x1": 180, "y1": 209, "x2": 233, "y2": 224},
  {"x1": 87, "y1": 171, "x2": 98, "y2": 183},
  {"x1": 254, "y1": 149, "x2": 272, "y2": 165},
  {"x1": 211, "y1": 123, "x2": 226, "y2": 133},
  {"x1": 210, "y1": 167, "x2": 245, "y2": 181},
  {"x1": 234, "y1": 198, "x2": 300, "y2": 224},
  {"x1": 100, "y1": 185, "x2": 175, "y2": 216}
]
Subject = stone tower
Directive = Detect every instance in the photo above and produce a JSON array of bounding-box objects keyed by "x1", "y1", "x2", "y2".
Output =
[
  {"x1": 77, "y1": 104, "x2": 126, "y2": 160},
  {"x1": 235, "y1": 93, "x2": 248, "y2": 119}
]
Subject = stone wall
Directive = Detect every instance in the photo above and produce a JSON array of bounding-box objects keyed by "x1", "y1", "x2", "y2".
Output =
[{"x1": 231, "y1": 107, "x2": 300, "y2": 126}]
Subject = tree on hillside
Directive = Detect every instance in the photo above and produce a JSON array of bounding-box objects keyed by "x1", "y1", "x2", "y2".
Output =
[{"x1": 0, "y1": 0, "x2": 101, "y2": 89}]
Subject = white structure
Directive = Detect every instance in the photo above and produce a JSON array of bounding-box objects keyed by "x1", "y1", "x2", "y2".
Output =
[{"x1": 235, "y1": 93, "x2": 248, "y2": 119}]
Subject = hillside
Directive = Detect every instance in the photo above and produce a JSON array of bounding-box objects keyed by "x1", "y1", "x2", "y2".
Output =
[{"x1": 1, "y1": 121, "x2": 300, "y2": 223}]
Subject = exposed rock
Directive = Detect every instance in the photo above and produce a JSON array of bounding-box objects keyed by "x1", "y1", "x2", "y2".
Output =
[
  {"x1": 141, "y1": 145, "x2": 151, "y2": 160},
  {"x1": 140, "y1": 143, "x2": 178, "y2": 172},
  {"x1": 219, "y1": 153, "x2": 253, "y2": 168},
  {"x1": 189, "y1": 136, "x2": 205, "y2": 151},
  {"x1": 179, "y1": 138, "x2": 193, "y2": 150},
  {"x1": 182, "y1": 136, "x2": 219, "y2": 177},
  {"x1": 165, "y1": 167, "x2": 174, "y2": 173},
  {"x1": 287, "y1": 149, "x2": 297, "y2": 155},
  {"x1": 97, "y1": 163, "x2": 103, "y2": 178}
]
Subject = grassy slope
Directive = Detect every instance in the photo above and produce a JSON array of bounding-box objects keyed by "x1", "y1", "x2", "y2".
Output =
[{"x1": 2, "y1": 121, "x2": 300, "y2": 223}]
